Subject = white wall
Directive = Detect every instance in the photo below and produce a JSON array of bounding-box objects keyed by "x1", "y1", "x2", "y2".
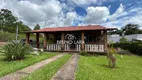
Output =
[{"x1": 108, "y1": 34, "x2": 142, "y2": 43}]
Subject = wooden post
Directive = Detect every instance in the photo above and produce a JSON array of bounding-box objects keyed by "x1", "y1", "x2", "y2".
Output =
[
  {"x1": 44, "y1": 33, "x2": 47, "y2": 49},
  {"x1": 104, "y1": 30, "x2": 107, "y2": 52},
  {"x1": 36, "y1": 33, "x2": 39, "y2": 48},
  {"x1": 26, "y1": 33, "x2": 30, "y2": 45},
  {"x1": 61, "y1": 32, "x2": 64, "y2": 50},
  {"x1": 81, "y1": 31, "x2": 85, "y2": 50}
]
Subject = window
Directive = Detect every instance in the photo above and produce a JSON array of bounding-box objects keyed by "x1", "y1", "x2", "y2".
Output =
[
  {"x1": 94, "y1": 36, "x2": 97, "y2": 42},
  {"x1": 57, "y1": 36, "x2": 61, "y2": 40},
  {"x1": 87, "y1": 35, "x2": 99, "y2": 42},
  {"x1": 88, "y1": 35, "x2": 93, "y2": 42}
]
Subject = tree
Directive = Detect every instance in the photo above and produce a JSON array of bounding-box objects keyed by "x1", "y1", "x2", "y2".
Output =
[
  {"x1": 107, "y1": 44, "x2": 116, "y2": 69},
  {"x1": 0, "y1": 9, "x2": 17, "y2": 32},
  {"x1": 122, "y1": 24, "x2": 142, "y2": 35},
  {"x1": 17, "y1": 21, "x2": 31, "y2": 33},
  {"x1": 108, "y1": 29, "x2": 122, "y2": 36},
  {"x1": 33, "y1": 24, "x2": 40, "y2": 30},
  {"x1": 108, "y1": 24, "x2": 142, "y2": 35},
  {"x1": 0, "y1": 9, "x2": 31, "y2": 33}
]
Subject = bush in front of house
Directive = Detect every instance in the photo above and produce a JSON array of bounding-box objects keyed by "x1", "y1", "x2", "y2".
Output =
[
  {"x1": 80, "y1": 51, "x2": 87, "y2": 56},
  {"x1": 3, "y1": 41, "x2": 32, "y2": 60}
]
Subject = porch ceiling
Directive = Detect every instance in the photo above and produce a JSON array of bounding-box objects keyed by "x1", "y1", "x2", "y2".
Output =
[{"x1": 25, "y1": 25, "x2": 117, "y2": 33}]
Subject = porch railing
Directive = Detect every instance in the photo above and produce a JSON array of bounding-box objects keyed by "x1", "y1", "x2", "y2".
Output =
[
  {"x1": 85, "y1": 44, "x2": 104, "y2": 52},
  {"x1": 46, "y1": 44, "x2": 104, "y2": 52},
  {"x1": 47, "y1": 44, "x2": 61, "y2": 51},
  {"x1": 76, "y1": 44, "x2": 81, "y2": 51}
]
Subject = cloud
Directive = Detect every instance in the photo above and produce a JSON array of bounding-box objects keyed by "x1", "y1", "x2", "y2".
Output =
[
  {"x1": 84, "y1": 6, "x2": 110, "y2": 24},
  {"x1": 103, "y1": 7, "x2": 142, "y2": 29},
  {"x1": 70, "y1": 0, "x2": 97, "y2": 6},
  {"x1": 109, "y1": 4, "x2": 125, "y2": 21},
  {"x1": 63, "y1": 12, "x2": 77, "y2": 25},
  {"x1": 66, "y1": 0, "x2": 114, "y2": 7},
  {"x1": 0, "y1": 0, "x2": 79, "y2": 29},
  {"x1": 0, "y1": 0, "x2": 142, "y2": 30}
]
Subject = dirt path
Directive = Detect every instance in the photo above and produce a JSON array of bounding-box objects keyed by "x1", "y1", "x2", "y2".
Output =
[
  {"x1": 0, "y1": 53, "x2": 64, "y2": 80},
  {"x1": 51, "y1": 53, "x2": 80, "y2": 80}
]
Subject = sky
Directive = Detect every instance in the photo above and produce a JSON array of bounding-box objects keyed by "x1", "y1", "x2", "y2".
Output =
[{"x1": 0, "y1": 0, "x2": 142, "y2": 29}]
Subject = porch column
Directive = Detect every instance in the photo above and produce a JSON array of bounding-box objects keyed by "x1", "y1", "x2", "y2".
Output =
[
  {"x1": 81, "y1": 31, "x2": 85, "y2": 50},
  {"x1": 61, "y1": 32, "x2": 64, "y2": 50},
  {"x1": 104, "y1": 30, "x2": 107, "y2": 52},
  {"x1": 44, "y1": 33, "x2": 47, "y2": 49},
  {"x1": 36, "y1": 33, "x2": 39, "y2": 48},
  {"x1": 26, "y1": 33, "x2": 30, "y2": 45}
]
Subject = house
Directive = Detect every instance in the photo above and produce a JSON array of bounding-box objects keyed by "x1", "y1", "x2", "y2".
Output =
[
  {"x1": 25, "y1": 25, "x2": 116, "y2": 53},
  {"x1": 108, "y1": 34, "x2": 142, "y2": 43}
]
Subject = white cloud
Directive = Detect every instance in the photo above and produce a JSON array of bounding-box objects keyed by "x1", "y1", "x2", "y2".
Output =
[
  {"x1": 128, "y1": 12, "x2": 142, "y2": 28},
  {"x1": 0, "y1": 0, "x2": 142, "y2": 30},
  {"x1": 81, "y1": 3, "x2": 142, "y2": 29},
  {"x1": 63, "y1": 12, "x2": 77, "y2": 25},
  {"x1": 66, "y1": 0, "x2": 115, "y2": 7},
  {"x1": 103, "y1": 7, "x2": 142, "y2": 29},
  {"x1": 0, "y1": 0, "x2": 79, "y2": 29},
  {"x1": 43, "y1": 11, "x2": 78, "y2": 27},
  {"x1": 84, "y1": 6, "x2": 110, "y2": 24},
  {"x1": 109, "y1": 4, "x2": 125, "y2": 21},
  {"x1": 70, "y1": 0, "x2": 97, "y2": 6}
]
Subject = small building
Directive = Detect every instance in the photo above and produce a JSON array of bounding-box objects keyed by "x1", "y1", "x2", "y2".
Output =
[
  {"x1": 108, "y1": 34, "x2": 142, "y2": 43},
  {"x1": 108, "y1": 34, "x2": 121, "y2": 43},
  {"x1": 25, "y1": 25, "x2": 116, "y2": 53}
]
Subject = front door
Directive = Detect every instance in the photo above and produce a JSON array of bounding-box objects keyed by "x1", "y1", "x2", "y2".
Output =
[
  {"x1": 65, "y1": 34, "x2": 77, "y2": 50},
  {"x1": 70, "y1": 39, "x2": 76, "y2": 50}
]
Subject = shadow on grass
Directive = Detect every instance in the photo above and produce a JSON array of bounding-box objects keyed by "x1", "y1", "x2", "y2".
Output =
[{"x1": 97, "y1": 64, "x2": 119, "y2": 69}]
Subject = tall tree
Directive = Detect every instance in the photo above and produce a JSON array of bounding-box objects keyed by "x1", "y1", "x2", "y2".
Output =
[
  {"x1": 108, "y1": 24, "x2": 142, "y2": 35},
  {"x1": 0, "y1": 9, "x2": 31, "y2": 33},
  {"x1": 33, "y1": 24, "x2": 40, "y2": 30},
  {"x1": 108, "y1": 29, "x2": 122, "y2": 36},
  {"x1": 0, "y1": 9, "x2": 17, "y2": 32},
  {"x1": 122, "y1": 24, "x2": 142, "y2": 35},
  {"x1": 17, "y1": 21, "x2": 31, "y2": 33}
]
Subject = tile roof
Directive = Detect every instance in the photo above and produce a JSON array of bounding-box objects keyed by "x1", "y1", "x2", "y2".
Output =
[{"x1": 29, "y1": 25, "x2": 116, "y2": 33}]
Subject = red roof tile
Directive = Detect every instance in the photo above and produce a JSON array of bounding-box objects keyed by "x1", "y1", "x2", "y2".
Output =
[{"x1": 30, "y1": 25, "x2": 116, "y2": 33}]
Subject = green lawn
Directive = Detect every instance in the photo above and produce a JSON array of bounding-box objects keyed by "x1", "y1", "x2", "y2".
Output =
[
  {"x1": 76, "y1": 55, "x2": 142, "y2": 80},
  {"x1": 0, "y1": 52, "x2": 57, "y2": 77},
  {"x1": 24, "y1": 54, "x2": 71, "y2": 80}
]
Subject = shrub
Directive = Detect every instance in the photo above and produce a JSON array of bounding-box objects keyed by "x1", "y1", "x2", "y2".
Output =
[
  {"x1": 3, "y1": 41, "x2": 32, "y2": 60},
  {"x1": 119, "y1": 37, "x2": 128, "y2": 43},
  {"x1": 80, "y1": 51, "x2": 87, "y2": 55},
  {"x1": 118, "y1": 49, "x2": 131, "y2": 55},
  {"x1": 113, "y1": 41, "x2": 142, "y2": 55}
]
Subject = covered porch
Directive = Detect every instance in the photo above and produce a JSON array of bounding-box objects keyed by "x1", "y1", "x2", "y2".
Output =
[{"x1": 25, "y1": 25, "x2": 115, "y2": 53}]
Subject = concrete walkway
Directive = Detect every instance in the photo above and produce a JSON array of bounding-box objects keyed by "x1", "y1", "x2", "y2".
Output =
[
  {"x1": 51, "y1": 53, "x2": 80, "y2": 80},
  {"x1": 0, "y1": 54, "x2": 64, "y2": 80}
]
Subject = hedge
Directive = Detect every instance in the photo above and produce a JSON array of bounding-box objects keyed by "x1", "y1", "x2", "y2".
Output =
[{"x1": 112, "y1": 41, "x2": 142, "y2": 55}]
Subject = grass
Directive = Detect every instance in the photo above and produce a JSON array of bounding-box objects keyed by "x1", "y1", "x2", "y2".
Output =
[
  {"x1": 76, "y1": 55, "x2": 142, "y2": 80},
  {"x1": 24, "y1": 54, "x2": 72, "y2": 80},
  {"x1": 0, "y1": 52, "x2": 57, "y2": 77}
]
